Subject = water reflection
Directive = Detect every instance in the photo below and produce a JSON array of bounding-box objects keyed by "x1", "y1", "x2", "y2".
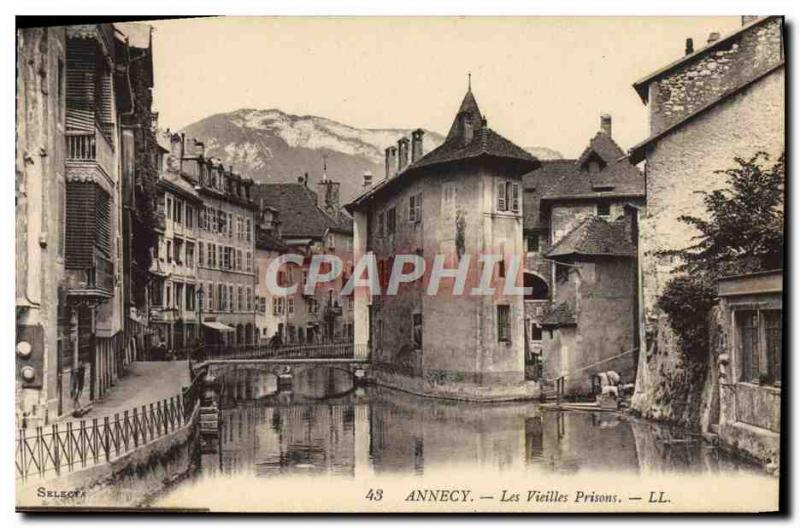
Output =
[{"x1": 195, "y1": 367, "x2": 762, "y2": 483}]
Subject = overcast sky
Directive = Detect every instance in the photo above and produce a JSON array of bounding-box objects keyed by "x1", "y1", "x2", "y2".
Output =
[{"x1": 150, "y1": 16, "x2": 741, "y2": 158}]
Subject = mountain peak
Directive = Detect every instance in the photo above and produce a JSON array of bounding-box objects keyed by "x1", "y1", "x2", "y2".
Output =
[{"x1": 180, "y1": 108, "x2": 445, "y2": 202}]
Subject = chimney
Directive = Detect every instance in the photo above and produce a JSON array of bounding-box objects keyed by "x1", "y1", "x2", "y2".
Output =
[
  {"x1": 707, "y1": 32, "x2": 721, "y2": 45},
  {"x1": 397, "y1": 137, "x2": 410, "y2": 172},
  {"x1": 742, "y1": 16, "x2": 759, "y2": 26},
  {"x1": 600, "y1": 114, "x2": 612, "y2": 137},
  {"x1": 362, "y1": 170, "x2": 373, "y2": 189},
  {"x1": 685, "y1": 37, "x2": 694, "y2": 55},
  {"x1": 169, "y1": 133, "x2": 182, "y2": 159},
  {"x1": 411, "y1": 129, "x2": 425, "y2": 163},
  {"x1": 385, "y1": 146, "x2": 398, "y2": 179}
]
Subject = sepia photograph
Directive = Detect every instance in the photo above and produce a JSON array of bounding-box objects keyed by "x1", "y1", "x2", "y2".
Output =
[{"x1": 12, "y1": 11, "x2": 786, "y2": 514}]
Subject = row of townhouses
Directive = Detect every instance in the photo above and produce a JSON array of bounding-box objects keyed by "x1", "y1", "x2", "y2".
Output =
[
  {"x1": 147, "y1": 133, "x2": 260, "y2": 352},
  {"x1": 15, "y1": 20, "x2": 358, "y2": 426}
]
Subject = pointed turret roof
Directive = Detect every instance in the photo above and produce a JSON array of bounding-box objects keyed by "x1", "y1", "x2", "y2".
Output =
[
  {"x1": 445, "y1": 89, "x2": 484, "y2": 142},
  {"x1": 346, "y1": 86, "x2": 538, "y2": 211}
]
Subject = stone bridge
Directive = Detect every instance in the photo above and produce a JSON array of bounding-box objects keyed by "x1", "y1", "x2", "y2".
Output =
[{"x1": 194, "y1": 357, "x2": 372, "y2": 396}]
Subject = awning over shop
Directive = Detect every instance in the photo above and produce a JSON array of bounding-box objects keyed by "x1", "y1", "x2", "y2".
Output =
[{"x1": 202, "y1": 321, "x2": 235, "y2": 333}]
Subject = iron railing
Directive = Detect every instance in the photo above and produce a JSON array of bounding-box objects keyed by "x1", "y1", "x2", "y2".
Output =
[
  {"x1": 191, "y1": 341, "x2": 367, "y2": 363},
  {"x1": 15, "y1": 371, "x2": 203, "y2": 481}
]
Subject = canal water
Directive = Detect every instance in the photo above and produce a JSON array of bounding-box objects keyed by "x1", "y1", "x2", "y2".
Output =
[{"x1": 153, "y1": 366, "x2": 768, "y2": 510}]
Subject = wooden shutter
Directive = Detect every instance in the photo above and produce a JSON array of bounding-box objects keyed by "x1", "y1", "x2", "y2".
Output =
[
  {"x1": 511, "y1": 183, "x2": 520, "y2": 212},
  {"x1": 497, "y1": 181, "x2": 507, "y2": 211}
]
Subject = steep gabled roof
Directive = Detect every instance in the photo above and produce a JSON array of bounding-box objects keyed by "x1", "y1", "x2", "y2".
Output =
[
  {"x1": 528, "y1": 132, "x2": 643, "y2": 202},
  {"x1": 522, "y1": 160, "x2": 575, "y2": 230},
  {"x1": 546, "y1": 216, "x2": 636, "y2": 260},
  {"x1": 576, "y1": 132, "x2": 626, "y2": 168},
  {"x1": 252, "y1": 183, "x2": 352, "y2": 240}
]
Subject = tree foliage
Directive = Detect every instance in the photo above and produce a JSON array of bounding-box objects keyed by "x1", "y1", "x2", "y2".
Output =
[
  {"x1": 128, "y1": 55, "x2": 160, "y2": 308},
  {"x1": 657, "y1": 152, "x2": 784, "y2": 362},
  {"x1": 658, "y1": 152, "x2": 784, "y2": 280}
]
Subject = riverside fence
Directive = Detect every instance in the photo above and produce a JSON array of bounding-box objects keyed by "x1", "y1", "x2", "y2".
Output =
[{"x1": 15, "y1": 371, "x2": 204, "y2": 482}]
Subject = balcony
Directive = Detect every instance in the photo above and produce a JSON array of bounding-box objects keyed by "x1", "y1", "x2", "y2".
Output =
[
  {"x1": 66, "y1": 129, "x2": 115, "y2": 188},
  {"x1": 66, "y1": 249, "x2": 114, "y2": 304}
]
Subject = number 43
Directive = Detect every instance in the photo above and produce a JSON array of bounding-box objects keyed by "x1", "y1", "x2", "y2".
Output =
[{"x1": 366, "y1": 489, "x2": 383, "y2": 501}]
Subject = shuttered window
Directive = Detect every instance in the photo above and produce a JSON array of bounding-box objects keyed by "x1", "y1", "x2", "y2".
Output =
[
  {"x1": 497, "y1": 181, "x2": 507, "y2": 211},
  {"x1": 510, "y1": 182, "x2": 520, "y2": 213},
  {"x1": 65, "y1": 182, "x2": 112, "y2": 269},
  {"x1": 497, "y1": 181, "x2": 520, "y2": 213}
]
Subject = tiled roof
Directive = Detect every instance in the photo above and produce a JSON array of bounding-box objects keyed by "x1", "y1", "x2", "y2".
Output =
[
  {"x1": 541, "y1": 302, "x2": 577, "y2": 327},
  {"x1": 255, "y1": 227, "x2": 289, "y2": 253},
  {"x1": 408, "y1": 127, "x2": 537, "y2": 172},
  {"x1": 157, "y1": 170, "x2": 202, "y2": 204},
  {"x1": 576, "y1": 132, "x2": 625, "y2": 167},
  {"x1": 546, "y1": 216, "x2": 636, "y2": 260},
  {"x1": 522, "y1": 160, "x2": 575, "y2": 229},
  {"x1": 252, "y1": 183, "x2": 352, "y2": 239},
  {"x1": 347, "y1": 89, "x2": 538, "y2": 210},
  {"x1": 540, "y1": 133, "x2": 644, "y2": 201}
]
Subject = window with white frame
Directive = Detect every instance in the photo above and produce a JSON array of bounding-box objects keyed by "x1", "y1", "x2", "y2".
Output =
[{"x1": 496, "y1": 181, "x2": 520, "y2": 213}]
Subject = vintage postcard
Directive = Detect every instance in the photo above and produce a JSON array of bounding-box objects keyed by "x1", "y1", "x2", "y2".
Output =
[{"x1": 14, "y1": 15, "x2": 785, "y2": 513}]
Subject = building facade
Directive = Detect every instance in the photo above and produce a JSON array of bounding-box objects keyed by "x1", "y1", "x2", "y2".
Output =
[
  {"x1": 714, "y1": 270, "x2": 782, "y2": 467},
  {"x1": 521, "y1": 115, "x2": 645, "y2": 393},
  {"x1": 253, "y1": 176, "x2": 354, "y2": 345},
  {"x1": 540, "y1": 212, "x2": 639, "y2": 396},
  {"x1": 187, "y1": 143, "x2": 259, "y2": 347},
  {"x1": 15, "y1": 23, "x2": 163, "y2": 424},
  {"x1": 347, "y1": 88, "x2": 539, "y2": 399},
  {"x1": 628, "y1": 16, "x2": 785, "y2": 426},
  {"x1": 254, "y1": 205, "x2": 291, "y2": 344},
  {"x1": 16, "y1": 26, "x2": 69, "y2": 424},
  {"x1": 147, "y1": 133, "x2": 204, "y2": 353}
]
